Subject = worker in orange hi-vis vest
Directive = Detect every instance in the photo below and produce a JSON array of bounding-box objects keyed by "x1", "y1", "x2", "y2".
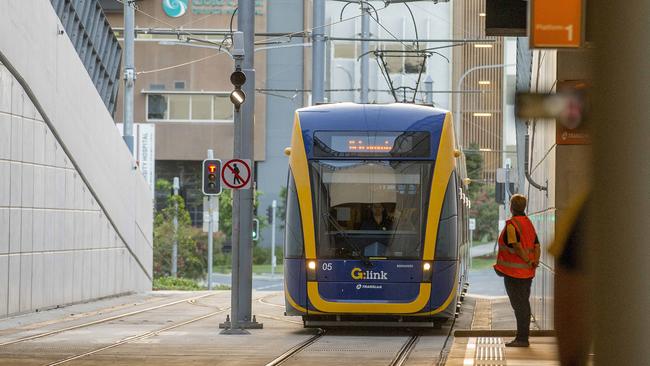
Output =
[{"x1": 494, "y1": 194, "x2": 541, "y2": 347}]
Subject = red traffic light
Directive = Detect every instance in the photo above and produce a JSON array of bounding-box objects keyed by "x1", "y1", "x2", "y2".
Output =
[{"x1": 202, "y1": 159, "x2": 222, "y2": 196}]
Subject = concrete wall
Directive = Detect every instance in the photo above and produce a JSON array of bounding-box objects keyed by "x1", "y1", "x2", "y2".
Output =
[
  {"x1": 526, "y1": 49, "x2": 557, "y2": 330},
  {"x1": 0, "y1": 0, "x2": 153, "y2": 318},
  {"x1": 525, "y1": 49, "x2": 592, "y2": 330}
]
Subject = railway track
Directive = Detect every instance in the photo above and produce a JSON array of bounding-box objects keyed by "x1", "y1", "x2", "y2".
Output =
[
  {"x1": 0, "y1": 292, "x2": 216, "y2": 347},
  {"x1": 38, "y1": 293, "x2": 284, "y2": 366},
  {"x1": 264, "y1": 332, "x2": 420, "y2": 366}
]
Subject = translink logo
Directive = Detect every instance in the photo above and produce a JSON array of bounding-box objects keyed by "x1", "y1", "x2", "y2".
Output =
[{"x1": 351, "y1": 267, "x2": 388, "y2": 280}]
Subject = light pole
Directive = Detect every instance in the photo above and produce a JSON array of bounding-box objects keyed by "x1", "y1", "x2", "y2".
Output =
[{"x1": 455, "y1": 64, "x2": 514, "y2": 146}]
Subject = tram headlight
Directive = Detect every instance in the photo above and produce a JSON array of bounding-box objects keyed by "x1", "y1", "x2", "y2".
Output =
[
  {"x1": 307, "y1": 260, "x2": 317, "y2": 281},
  {"x1": 422, "y1": 261, "x2": 433, "y2": 283}
]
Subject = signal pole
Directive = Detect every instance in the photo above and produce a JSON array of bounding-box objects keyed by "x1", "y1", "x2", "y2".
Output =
[
  {"x1": 312, "y1": 0, "x2": 325, "y2": 104},
  {"x1": 220, "y1": 0, "x2": 261, "y2": 334},
  {"x1": 123, "y1": 0, "x2": 135, "y2": 154},
  {"x1": 172, "y1": 177, "x2": 179, "y2": 278},
  {"x1": 360, "y1": 2, "x2": 370, "y2": 103}
]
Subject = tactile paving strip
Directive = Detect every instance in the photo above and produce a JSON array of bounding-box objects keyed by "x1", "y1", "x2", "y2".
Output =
[{"x1": 474, "y1": 337, "x2": 506, "y2": 366}]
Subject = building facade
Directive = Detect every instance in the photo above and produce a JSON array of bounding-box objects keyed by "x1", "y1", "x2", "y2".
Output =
[
  {"x1": 1, "y1": 0, "x2": 153, "y2": 318},
  {"x1": 452, "y1": 0, "x2": 504, "y2": 182},
  {"x1": 102, "y1": 0, "x2": 267, "y2": 224}
]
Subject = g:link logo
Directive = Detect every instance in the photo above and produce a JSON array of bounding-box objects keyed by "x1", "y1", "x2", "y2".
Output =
[{"x1": 351, "y1": 267, "x2": 388, "y2": 280}]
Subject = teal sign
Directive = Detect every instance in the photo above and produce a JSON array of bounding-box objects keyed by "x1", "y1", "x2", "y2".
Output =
[
  {"x1": 191, "y1": 0, "x2": 265, "y2": 16},
  {"x1": 162, "y1": 0, "x2": 189, "y2": 18}
]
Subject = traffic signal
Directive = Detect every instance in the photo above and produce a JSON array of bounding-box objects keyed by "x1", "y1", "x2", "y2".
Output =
[
  {"x1": 202, "y1": 159, "x2": 222, "y2": 195},
  {"x1": 266, "y1": 206, "x2": 273, "y2": 222},
  {"x1": 252, "y1": 218, "x2": 259, "y2": 241},
  {"x1": 230, "y1": 68, "x2": 246, "y2": 111}
]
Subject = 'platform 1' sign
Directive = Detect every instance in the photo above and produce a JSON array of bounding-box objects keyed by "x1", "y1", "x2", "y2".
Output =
[
  {"x1": 221, "y1": 159, "x2": 252, "y2": 190},
  {"x1": 531, "y1": 0, "x2": 583, "y2": 48}
]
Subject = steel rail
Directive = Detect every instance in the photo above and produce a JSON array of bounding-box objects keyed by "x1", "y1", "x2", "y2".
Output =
[
  {"x1": 45, "y1": 306, "x2": 230, "y2": 366},
  {"x1": 264, "y1": 330, "x2": 326, "y2": 366},
  {"x1": 389, "y1": 335, "x2": 420, "y2": 366},
  {"x1": 0, "y1": 293, "x2": 216, "y2": 347},
  {"x1": 40, "y1": 293, "x2": 283, "y2": 365}
]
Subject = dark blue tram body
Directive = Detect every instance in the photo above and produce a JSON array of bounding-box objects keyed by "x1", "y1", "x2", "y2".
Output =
[{"x1": 283, "y1": 103, "x2": 470, "y2": 327}]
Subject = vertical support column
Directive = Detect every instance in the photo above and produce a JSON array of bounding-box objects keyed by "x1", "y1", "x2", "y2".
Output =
[
  {"x1": 590, "y1": 0, "x2": 650, "y2": 364},
  {"x1": 206, "y1": 151, "x2": 214, "y2": 291},
  {"x1": 360, "y1": 3, "x2": 370, "y2": 104},
  {"x1": 122, "y1": 0, "x2": 135, "y2": 154},
  {"x1": 222, "y1": 0, "x2": 261, "y2": 334},
  {"x1": 172, "y1": 177, "x2": 179, "y2": 278},
  {"x1": 312, "y1": 0, "x2": 325, "y2": 104},
  {"x1": 271, "y1": 200, "x2": 277, "y2": 278}
]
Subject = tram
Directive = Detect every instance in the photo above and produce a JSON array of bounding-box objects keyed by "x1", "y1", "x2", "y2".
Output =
[{"x1": 283, "y1": 103, "x2": 470, "y2": 327}]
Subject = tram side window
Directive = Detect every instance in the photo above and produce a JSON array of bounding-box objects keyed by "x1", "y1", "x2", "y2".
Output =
[
  {"x1": 285, "y1": 172, "x2": 304, "y2": 258},
  {"x1": 435, "y1": 171, "x2": 459, "y2": 260}
]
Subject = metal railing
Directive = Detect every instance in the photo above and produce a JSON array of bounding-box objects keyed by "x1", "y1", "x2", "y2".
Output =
[{"x1": 50, "y1": 0, "x2": 122, "y2": 115}]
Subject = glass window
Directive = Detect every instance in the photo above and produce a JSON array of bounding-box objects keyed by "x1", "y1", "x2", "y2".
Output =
[
  {"x1": 313, "y1": 131, "x2": 431, "y2": 158},
  {"x1": 380, "y1": 44, "x2": 403, "y2": 74},
  {"x1": 285, "y1": 171, "x2": 304, "y2": 258},
  {"x1": 147, "y1": 94, "x2": 168, "y2": 120},
  {"x1": 334, "y1": 42, "x2": 355, "y2": 59},
  {"x1": 436, "y1": 171, "x2": 459, "y2": 260},
  {"x1": 310, "y1": 160, "x2": 433, "y2": 259},
  {"x1": 213, "y1": 95, "x2": 234, "y2": 120},
  {"x1": 404, "y1": 55, "x2": 426, "y2": 74},
  {"x1": 191, "y1": 95, "x2": 212, "y2": 120},
  {"x1": 169, "y1": 94, "x2": 190, "y2": 120}
]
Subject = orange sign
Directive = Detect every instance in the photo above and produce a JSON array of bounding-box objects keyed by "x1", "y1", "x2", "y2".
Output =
[{"x1": 531, "y1": 0, "x2": 583, "y2": 48}]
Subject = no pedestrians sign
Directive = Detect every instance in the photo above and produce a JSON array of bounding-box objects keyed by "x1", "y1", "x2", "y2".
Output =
[{"x1": 221, "y1": 159, "x2": 252, "y2": 190}]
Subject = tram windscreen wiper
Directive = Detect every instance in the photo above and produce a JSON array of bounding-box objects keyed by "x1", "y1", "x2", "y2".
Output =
[{"x1": 321, "y1": 212, "x2": 372, "y2": 265}]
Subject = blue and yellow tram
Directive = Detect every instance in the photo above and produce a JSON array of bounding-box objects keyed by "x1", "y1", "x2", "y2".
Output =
[{"x1": 283, "y1": 103, "x2": 470, "y2": 327}]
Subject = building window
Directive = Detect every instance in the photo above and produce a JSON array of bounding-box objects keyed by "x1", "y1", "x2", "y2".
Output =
[
  {"x1": 146, "y1": 93, "x2": 233, "y2": 122},
  {"x1": 169, "y1": 94, "x2": 190, "y2": 120},
  {"x1": 192, "y1": 95, "x2": 212, "y2": 120}
]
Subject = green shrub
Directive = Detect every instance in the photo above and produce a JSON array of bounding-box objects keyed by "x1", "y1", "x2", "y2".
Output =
[{"x1": 153, "y1": 276, "x2": 203, "y2": 291}]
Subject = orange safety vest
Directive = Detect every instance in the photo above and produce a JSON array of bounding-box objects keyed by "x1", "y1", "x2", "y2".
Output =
[{"x1": 494, "y1": 216, "x2": 538, "y2": 279}]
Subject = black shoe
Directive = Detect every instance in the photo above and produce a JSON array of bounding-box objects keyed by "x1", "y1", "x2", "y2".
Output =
[{"x1": 505, "y1": 340, "x2": 530, "y2": 347}]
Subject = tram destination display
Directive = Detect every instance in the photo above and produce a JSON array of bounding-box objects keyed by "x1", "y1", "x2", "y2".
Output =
[{"x1": 313, "y1": 131, "x2": 430, "y2": 158}]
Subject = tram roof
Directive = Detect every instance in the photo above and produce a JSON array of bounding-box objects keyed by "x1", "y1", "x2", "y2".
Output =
[{"x1": 296, "y1": 103, "x2": 449, "y2": 133}]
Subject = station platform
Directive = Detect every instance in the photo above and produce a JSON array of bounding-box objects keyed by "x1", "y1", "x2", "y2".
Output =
[
  {"x1": 446, "y1": 295, "x2": 560, "y2": 366},
  {"x1": 0, "y1": 290, "x2": 564, "y2": 365}
]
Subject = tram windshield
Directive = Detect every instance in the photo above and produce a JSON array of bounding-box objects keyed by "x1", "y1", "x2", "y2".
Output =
[{"x1": 310, "y1": 160, "x2": 433, "y2": 260}]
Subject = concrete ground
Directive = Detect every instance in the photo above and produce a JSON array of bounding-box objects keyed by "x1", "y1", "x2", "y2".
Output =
[{"x1": 0, "y1": 282, "x2": 559, "y2": 366}]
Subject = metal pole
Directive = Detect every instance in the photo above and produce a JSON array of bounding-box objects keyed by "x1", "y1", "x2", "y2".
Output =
[
  {"x1": 311, "y1": 0, "x2": 325, "y2": 104},
  {"x1": 591, "y1": 0, "x2": 650, "y2": 364},
  {"x1": 325, "y1": 18, "x2": 332, "y2": 103},
  {"x1": 122, "y1": 0, "x2": 135, "y2": 154},
  {"x1": 271, "y1": 200, "x2": 277, "y2": 278},
  {"x1": 172, "y1": 177, "x2": 179, "y2": 278},
  {"x1": 360, "y1": 3, "x2": 370, "y2": 103},
  {"x1": 207, "y1": 150, "x2": 214, "y2": 291},
  {"x1": 222, "y1": 0, "x2": 261, "y2": 333},
  {"x1": 455, "y1": 64, "x2": 514, "y2": 147}
]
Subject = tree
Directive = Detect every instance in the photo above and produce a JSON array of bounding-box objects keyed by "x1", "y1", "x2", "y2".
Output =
[
  {"x1": 465, "y1": 143, "x2": 499, "y2": 242},
  {"x1": 217, "y1": 189, "x2": 267, "y2": 239},
  {"x1": 153, "y1": 191, "x2": 206, "y2": 279}
]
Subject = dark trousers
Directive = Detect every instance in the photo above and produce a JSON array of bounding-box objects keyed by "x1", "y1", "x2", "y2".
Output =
[{"x1": 504, "y1": 275, "x2": 533, "y2": 341}]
